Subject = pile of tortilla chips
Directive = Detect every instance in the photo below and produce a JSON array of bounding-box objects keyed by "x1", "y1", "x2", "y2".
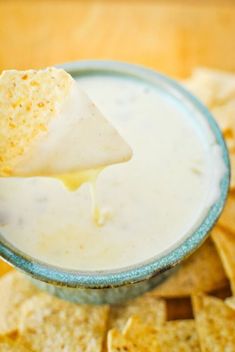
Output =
[{"x1": 0, "y1": 68, "x2": 235, "y2": 351}]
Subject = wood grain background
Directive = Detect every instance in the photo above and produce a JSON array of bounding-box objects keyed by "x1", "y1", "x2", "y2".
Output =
[
  {"x1": 0, "y1": 0, "x2": 235, "y2": 77},
  {"x1": 0, "y1": 0, "x2": 234, "y2": 274}
]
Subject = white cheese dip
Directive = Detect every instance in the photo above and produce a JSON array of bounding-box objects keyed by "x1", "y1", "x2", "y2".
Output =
[{"x1": 0, "y1": 74, "x2": 225, "y2": 270}]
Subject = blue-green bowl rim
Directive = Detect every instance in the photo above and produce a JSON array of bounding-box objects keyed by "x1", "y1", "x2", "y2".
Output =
[{"x1": 0, "y1": 60, "x2": 230, "y2": 288}]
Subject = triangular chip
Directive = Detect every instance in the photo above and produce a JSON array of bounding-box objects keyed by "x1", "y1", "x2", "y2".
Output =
[
  {"x1": 123, "y1": 315, "x2": 160, "y2": 351},
  {"x1": 157, "y1": 320, "x2": 200, "y2": 351},
  {"x1": 218, "y1": 194, "x2": 235, "y2": 235},
  {"x1": 0, "y1": 68, "x2": 132, "y2": 177},
  {"x1": 150, "y1": 239, "x2": 228, "y2": 297},
  {"x1": 108, "y1": 295, "x2": 166, "y2": 330},
  {"x1": 212, "y1": 226, "x2": 235, "y2": 294},
  {"x1": 19, "y1": 293, "x2": 109, "y2": 352},
  {"x1": 0, "y1": 271, "x2": 38, "y2": 334},
  {"x1": 107, "y1": 328, "x2": 136, "y2": 352},
  {"x1": 192, "y1": 294, "x2": 235, "y2": 351}
]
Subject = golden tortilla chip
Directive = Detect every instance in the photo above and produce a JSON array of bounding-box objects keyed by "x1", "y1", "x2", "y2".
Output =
[
  {"x1": 123, "y1": 315, "x2": 160, "y2": 351},
  {"x1": 0, "y1": 334, "x2": 32, "y2": 352},
  {"x1": 158, "y1": 320, "x2": 200, "y2": 351},
  {"x1": 108, "y1": 295, "x2": 166, "y2": 330},
  {"x1": 225, "y1": 296, "x2": 235, "y2": 310},
  {"x1": 225, "y1": 135, "x2": 235, "y2": 154},
  {"x1": 211, "y1": 100, "x2": 235, "y2": 146},
  {"x1": 230, "y1": 153, "x2": 235, "y2": 189},
  {"x1": 184, "y1": 70, "x2": 220, "y2": 108},
  {"x1": 19, "y1": 293, "x2": 109, "y2": 352},
  {"x1": 107, "y1": 329, "x2": 136, "y2": 352},
  {"x1": 150, "y1": 239, "x2": 228, "y2": 297},
  {"x1": 0, "y1": 261, "x2": 12, "y2": 277},
  {"x1": 212, "y1": 226, "x2": 235, "y2": 294},
  {"x1": 0, "y1": 68, "x2": 132, "y2": 177},
  {"x1": 0, "y1": 271, "x2": 38, "y2": 334},
  {"x1": 184, "y1": 67, "x2": 235, "y2": 108},
  {"x1": 192, "y1": 294, "x2": 235, "y2": 351},
  {"x1": 211, "y1": 102, "x2": 235, "y2": 136},
  {"x1": 184, "y1": 68, "x2": 235, "y2": 109},
  {"x1": 218, "y1": 194, "x2": 235, "y2": 234}
]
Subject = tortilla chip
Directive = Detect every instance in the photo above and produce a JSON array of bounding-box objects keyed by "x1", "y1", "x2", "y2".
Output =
[
  {"x1": 230, "y1": 153, "x2": 235, "y2": 189},
  {"x1": 108, "y1": 294, "x2": 166, "y2": 330},
  {"x1": 0, "y1": 334, "x2": 32, "y2": 352},
  {"x1": 0, "y1": 68, "x2": 132, "y2": 177},
  {"x1": 107, "y1": 329, "x2": 136, "y2": 352},
  {"x1": 192, "y1": 294, "x2": 235, "y2": 351},
  {"x1": 184, "y1": 68, "x2": 235, "y2": 108},
  {"x1": 211, "y1": 102, "x2": 235, "y2": 136},
  {"x1": 0, "y1": 271, "x2": 38, "y2": 334},
  {"x1": 184, "y1": 70, "x2": 220, "y2": 108},
  {"x1": 150, "y1": 239, "x2": 228, "y2": 297},
  {"x1": 19, "y1": 293, "x2": 109, "y2": 352},
  {"x1": 225, "y1": 135, "x2": 235, "y2": 154},
  {"x1": 158, "y1": 320, "x2": 200, "y2": 351},
  {"x1": 0, "y1": 261, "x2": 12, "y2": 277},
  {"x1": 218, "y1": 194, "x2": 235, "y2": 234},
  {"x1": 212, "y1": 226, "x2": 235, "y2": 294},
  {"x1": 123, "y1": 315, "x2": 160, "y2": 351},
  {"x1": 225, "y1": 296, "x2": 235, "y2": 310}
]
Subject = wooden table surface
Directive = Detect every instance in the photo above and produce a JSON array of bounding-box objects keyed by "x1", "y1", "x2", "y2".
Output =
[{"x1": 0, "y1": 0, "x2": 235, "y2": 275}]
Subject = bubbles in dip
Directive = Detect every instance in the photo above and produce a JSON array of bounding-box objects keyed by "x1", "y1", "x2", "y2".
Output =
[{"x1": 0, "y1": 74, "x2": 225, "y2": 270}]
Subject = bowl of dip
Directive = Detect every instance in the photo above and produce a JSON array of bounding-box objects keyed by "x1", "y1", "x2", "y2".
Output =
[{"x1": 0, "y1": 61, "x2": 230, "y2": 304}]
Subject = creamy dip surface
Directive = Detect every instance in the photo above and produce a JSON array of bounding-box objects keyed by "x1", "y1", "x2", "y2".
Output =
[{"x1": 0, "y1": 74, "x2": 225, "y2": 270}]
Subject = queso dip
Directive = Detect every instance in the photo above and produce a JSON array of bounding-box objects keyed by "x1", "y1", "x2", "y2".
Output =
[{"x1": 0, "y1": 73, "x2": 225, "y2": 270}]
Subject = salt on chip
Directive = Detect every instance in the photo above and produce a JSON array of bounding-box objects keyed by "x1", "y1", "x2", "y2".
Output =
[
  {"x1": 107, "y1": 329, "x2": 136, "y2": 352},
  {"x1": 108, "y1": 294, "x2": 166, "y2": 330},
  {"x1": 192, "y1": 294, "x2": 235, "y2": 351},
  {"x1": 150, "y1": 239, "x2": 227, "y2": 297},
  {"x1": 123, "y1": 315, "x2": 160, "y2": 351},
  {"x1": 19, "y1": 293, "x2": 109, "y2": 352},
  {"x1": 212, "y1": 226, "x2": 235, "y2": 294},
  {"x1": 0, "y1": 271, "x2": 38, "y2": 334},
  {"x1": 157, "y1": 320, "x2": 200, "y2": 351}
]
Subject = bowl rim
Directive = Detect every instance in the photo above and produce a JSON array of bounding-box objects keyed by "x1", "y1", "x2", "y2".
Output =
[{"x1": 0, "y1": 60, "x2": 230, "y2": 288}]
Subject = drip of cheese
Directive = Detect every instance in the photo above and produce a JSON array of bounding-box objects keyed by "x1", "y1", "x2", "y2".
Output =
[
  {"x1": 57, "y1": 169, "x2": 104, "y2": 225},
  {"x1": 57, "y1": 169, "x2": 101, "y2": 191}
]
